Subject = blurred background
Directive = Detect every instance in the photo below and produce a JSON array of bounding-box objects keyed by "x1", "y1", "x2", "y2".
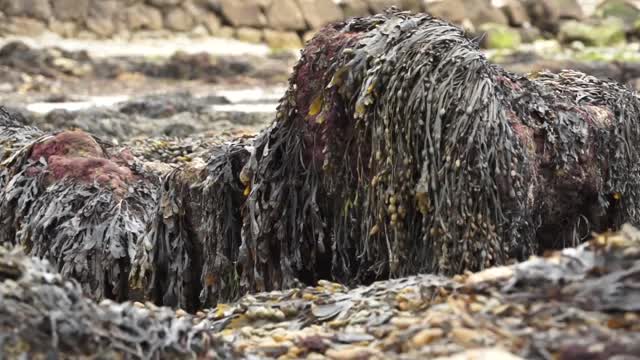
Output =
[{"x1": 0, "y1": 0, "x2": 638, "y2": 145}]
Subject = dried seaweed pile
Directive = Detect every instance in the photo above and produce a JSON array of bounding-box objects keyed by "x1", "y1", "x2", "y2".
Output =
[{"x1": 2, "y1": 224, "x2": 639, "y2": 359}]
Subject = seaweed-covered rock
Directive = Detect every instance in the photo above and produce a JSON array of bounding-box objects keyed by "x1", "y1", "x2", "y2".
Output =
[
  {"x1": 238, "y1": 10, "x2": 640, "y2": 293},
  {"x1": 0, "y1": 108, "x2": 157, "y2": 301}
]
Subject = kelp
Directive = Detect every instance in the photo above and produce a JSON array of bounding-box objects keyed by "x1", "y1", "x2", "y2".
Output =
[{"x1": 0, "y1": 108, "x2": 158, "y2": 301}]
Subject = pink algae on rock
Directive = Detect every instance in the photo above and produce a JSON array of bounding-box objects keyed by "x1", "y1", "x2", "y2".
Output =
[{"x1": 28, "y1": 129, "x2": 135, "y2": 193}]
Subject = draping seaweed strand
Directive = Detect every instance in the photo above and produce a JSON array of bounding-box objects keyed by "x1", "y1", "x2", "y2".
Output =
[
  {"x1": 0, "y1": 108, "x2": 157, "y2": 301},
  {"x1": 131, "y1": 140, "x2": 250, "y2": 311},
  {"x1": 239, "y1": 9, "x2": 640, "y2": 295}
]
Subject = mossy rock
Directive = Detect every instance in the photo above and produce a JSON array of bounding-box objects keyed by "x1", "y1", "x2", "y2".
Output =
[
  {"x1": 558, "y1": 18, "x2": 626, "y2": 47},
  {"x1": 597, "y1": 0, "x2": 640, "y2": 28},
  {"x1": 479, "y1": 23, "x2": 522, "y2": 50}
]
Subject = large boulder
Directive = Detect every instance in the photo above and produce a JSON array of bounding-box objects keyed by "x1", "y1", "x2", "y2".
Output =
[
  {"x1": 52, "y1": 0, "x2": 89, "y2": 22},
  {"x1": 296, "y1": 0, "x2": 344, "y2": 29},
  {"x1": 218, "y1": 0, "x2": 267, "y2": 28},
  {"x1": 266, "y1": 0, "x2": 307, "y2": 31}
]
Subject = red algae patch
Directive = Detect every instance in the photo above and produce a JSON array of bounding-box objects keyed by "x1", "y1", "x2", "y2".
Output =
[
  {"x1": 28, "y1": 130, "x2": 135, "y2": 193},
  {"x1": 30, "y1": 130, "x2": 104, "y2": 161}
]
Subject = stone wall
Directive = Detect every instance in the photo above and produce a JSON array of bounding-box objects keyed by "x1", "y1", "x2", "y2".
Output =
[{"x1": 0, "y1": 0, "x2": 638, "y2": 49}]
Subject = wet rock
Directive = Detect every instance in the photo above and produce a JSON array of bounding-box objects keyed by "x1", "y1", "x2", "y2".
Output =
[
  {"x1": 123, "y1": 4, "x2": 164, "y2": 31},
  {"x1": 339, "y1": 0, "x2": 371, "y2": 18},
  {"x1": 266, "y1": 0, "x2": 307, "y2": 31},
  {"x1": 218, "y1": 0, "x2": 268, "y2": 28},
  {"x1": 559, "y1": 17, "x2": 626, "y2": 46},
  {"x1": 52, "y1": 0, "x2": 89, "y2": 22},
  {"x1": 297, "y1": 0, "x2": 344, "y2": 29},
  {"x1": 263, "y1": 29, "x2": 303, "y2": 48},
  {"x1": 165, "y1": 6, "x2": 196, "y2": 31},
  {"x1": 480, "y1": 22, "x2": 522, "y2": 49}
]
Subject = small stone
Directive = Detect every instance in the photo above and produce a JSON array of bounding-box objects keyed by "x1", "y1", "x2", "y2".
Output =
[
  {"x1": 165, "y1": 6, "x2": 195, "y2": 31},
  {"x1": 411, "y1": 328, "x2": 444, "y2": 348},
  {"x1": 266, "y1": 0, "x2": 307, "y2": 30},
  {"x1": 176, "y1": 308, "x2": 188, "y2": 317},
  {"x1": 325, "y1": 346, "x2": 378, "y2": 360},
  {"x1": 218, "y1": 0, "x2": 267, "y2": 28},
  {"x1": 52, "y1": 0, "x2": 89, "y2": 21}
]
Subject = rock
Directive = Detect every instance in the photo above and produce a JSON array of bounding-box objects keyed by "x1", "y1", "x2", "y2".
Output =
[
  {"x1": 217, "y1": 26, "x2": 235, "y2": 38},
  {"x1": 436, "y1": 348, "x2": 525, "y2": 360},
  {"x1": 3, "y1": 0, "x2": 52, "y2": 21},
  {"x1": 499, "y1": 0, "x2": 530, "y2": 27},
  {"x1": 149, "y1": 0, "x2": 184, "y2": 6},
  {"x1": 266, "y1": 0, "x2": 307, "y2": 31},
  {"x1": 218, "y1": 0, "x2": 267, "y2": 28},
  {"x1": 303, "y1": 30, "x2": 317, "y2": 43},
  {"x1": 263, "y1": 29, "x2": 303, "y2": 48},
  {"x1": 165, "y1": 7, "x2": 195, "y2": 31},
  {"x1": 518, "y1": 24, "x2": 542, "y2": 43},
  {"x1": 52, "y1": 0, "x2": 89, "y2": 21},
  {"x1": 427, "y1": 0, "x2": 508, "y2": 27},
  {"x1": 124, "y1": 4, "x2": 164, "y2": 31},
  {"x1": 87, "y1": 0, "x2": 118, "y2": 37},
  {"x1": 49, "y1": 20, "x2": 78, "y2": 38},
  {"x1": 340, "y1": 0, "x2": 371, "y2": 18},
  {"x1": 367, "y1": 0, "x2": 422, "y2": 13},
  {"x1": 367, "y1": 0, "x2": 401, "y2": 13},
  {"x1": 0, "y1": 17, "x2": 47, "y2": 36},
  {"x1": 480, "y1": 23, "x2": 522, "y2": 49},
  {"x1": 597, "y1": 0, "x2": 640, "y2": 29},
  {"x1": 235, "y1": 27, "x2": 263, "y2": 43},
  {"x1": 200, "y1": 12, "x2": 222, "y2": 34},
  {"x1": 296, "y1": 0, "x2": 344, "y2": 29},
  {"x1": 558, "y1": 17, "x2": 626, "y2": 47},
  {"x1": 522, "y1": 0, "x2": 584, "y2": 34}
]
